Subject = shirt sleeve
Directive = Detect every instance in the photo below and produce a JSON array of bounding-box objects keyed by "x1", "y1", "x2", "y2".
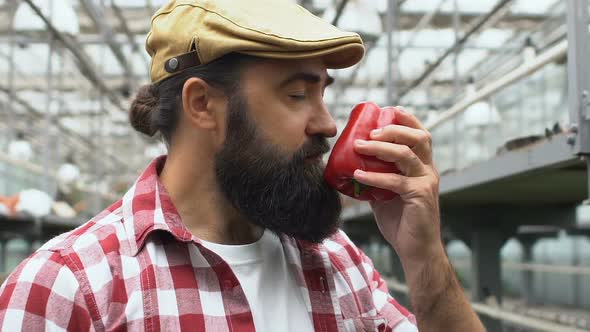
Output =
[
  {"x1": 358, "y1": 248, "x2": 419, "y2": 331},
  {"x1": 0, "y1": 250, "x2": 93, "y2": 331}
]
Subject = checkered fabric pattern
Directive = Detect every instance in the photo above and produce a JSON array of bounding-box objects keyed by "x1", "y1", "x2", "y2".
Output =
[{"x1": 0, "y1": 156, "x2": 416, "y2": 331}]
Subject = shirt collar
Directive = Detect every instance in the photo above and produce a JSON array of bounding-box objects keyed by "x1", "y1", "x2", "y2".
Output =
[{"x1": 122, "y1": 155, "x2": 193, "y2": 256}]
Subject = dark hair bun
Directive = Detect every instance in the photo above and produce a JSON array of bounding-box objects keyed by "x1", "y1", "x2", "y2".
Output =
[{"x1": 129, "y1": 85, "x2": 158, "y2": 137}]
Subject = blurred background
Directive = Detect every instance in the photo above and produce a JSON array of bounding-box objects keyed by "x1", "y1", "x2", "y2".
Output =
[{"x1": 0, "y1": 0, "x2": 588, "y2": 331}]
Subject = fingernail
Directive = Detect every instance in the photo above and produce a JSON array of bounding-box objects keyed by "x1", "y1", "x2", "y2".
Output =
[
  {"x1": 354, "y1": 169, "x2": 365, "y2": 177},
  {"x1": 355, "y1": 139, "x2": 368, "y2": 146},
  {"x1": 371, "y1": 129, "x2": 382, "y2": 137},
  {"x1": 395, "y1": 106, "x2": 406, "y2": 113}
]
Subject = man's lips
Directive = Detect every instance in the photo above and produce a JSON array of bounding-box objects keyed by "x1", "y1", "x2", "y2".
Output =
[{"x1": 302, "y1": 144, "x2": 330, "y2": 162}]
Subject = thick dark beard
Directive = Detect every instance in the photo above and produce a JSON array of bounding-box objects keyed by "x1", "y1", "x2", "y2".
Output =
[{"x1": 214, "y1": 94, "x2": 342, "y2": 243}]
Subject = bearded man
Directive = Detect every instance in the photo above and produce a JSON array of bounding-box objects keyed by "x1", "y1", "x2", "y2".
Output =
[{"x1": 0, "y1": 1, "x2": 484, "y2": 331}]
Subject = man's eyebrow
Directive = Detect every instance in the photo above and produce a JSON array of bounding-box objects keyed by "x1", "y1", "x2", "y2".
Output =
[{"x1": 279, "y1": 72, "x2": 335, "y2": 88}]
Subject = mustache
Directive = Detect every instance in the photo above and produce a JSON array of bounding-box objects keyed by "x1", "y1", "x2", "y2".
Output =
[{"x1": 295, "y1": 136, "x2": 331, "y2": 160}]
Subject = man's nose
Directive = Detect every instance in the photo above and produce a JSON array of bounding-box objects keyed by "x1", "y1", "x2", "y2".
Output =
[{"x1": 306, "y1": 102, "x2": 338, "y2": 138}]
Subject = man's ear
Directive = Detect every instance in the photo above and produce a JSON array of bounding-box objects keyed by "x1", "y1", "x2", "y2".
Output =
[{"x1": 181, "y1": 77, "x2": 224, "y2": 131}]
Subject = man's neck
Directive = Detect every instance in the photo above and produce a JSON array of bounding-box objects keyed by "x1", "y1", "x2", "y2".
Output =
[{"x1": 159, "y1": 152, "x2": 264, "y2": 245}]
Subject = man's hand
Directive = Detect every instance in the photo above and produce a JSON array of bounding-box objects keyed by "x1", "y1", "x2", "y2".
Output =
[
  {"x1": 352, "y1": 106, "x2": 485, "y2": 331},
  {"x1": 351, "y1": 107, "x2": 441, "y2": 264}
]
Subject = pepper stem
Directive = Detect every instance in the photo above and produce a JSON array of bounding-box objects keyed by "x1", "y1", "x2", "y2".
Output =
[{"x1": 352, "y1": 179, "x2": 370, "y2": 197}]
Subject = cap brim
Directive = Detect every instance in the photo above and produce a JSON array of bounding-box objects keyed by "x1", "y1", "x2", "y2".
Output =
[{"x1": 240, "y1": 43, "x2": 365, "y2": 69}]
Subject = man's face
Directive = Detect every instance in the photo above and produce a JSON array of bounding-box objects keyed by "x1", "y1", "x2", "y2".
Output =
[{"x1": 214, "y1": 58, "x2": 342, "y2": 243}]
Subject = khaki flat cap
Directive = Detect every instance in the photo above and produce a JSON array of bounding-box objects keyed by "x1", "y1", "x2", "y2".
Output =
[{"x1": 146, "y1": 0, "x2": 365, "y2": 83}]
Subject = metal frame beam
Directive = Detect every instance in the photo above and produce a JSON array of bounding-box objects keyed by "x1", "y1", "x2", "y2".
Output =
[
  {"x1": 439, "y1": 134, "x2": 577, "y2": 195},
  {"x1": 7, "y1": 76, "x2": 129, "y2": 92},
  {"x1": 23, "y1": 0, "x2": 127, "y2": 113},
  {"x1": 0, "y1": 33, "x2": 135, "y2": 45},
  {"x1": 0, "y1": 84, "x2": 128, "y2": 171},
  {"x1": 330, "y1": 0, "x2": 350, "y2": 26},
  {"x1": 385, "y1": 0, "x2": 396, "y2": 105},
  {"x1": 425, "y1": 39, "x2": 567, "y2": 131},
  {"x1": 566, "y1": 0, "x2": 590, "y2": 155},
  {"x1": 0, "y1": 4, "x2": 560, "y2": 36},
  {"x1": 78, "y1": 0, "x2": 134, "y2": 82},
  {"x1": 398, "y1": 0, "x2": 448, "y2": 55},
  {"x1": 397, "y1": 0, "x2": 514, "y2": 100},
  {"x1": 469, "y1": 1, "x2": 566, "y2": 89},
  {"x1": 0, "y1": 154, "x2": 118, "y2": 202},
  {"x1": 111, "y1": 2, "x2": 150, "y2": 71}
]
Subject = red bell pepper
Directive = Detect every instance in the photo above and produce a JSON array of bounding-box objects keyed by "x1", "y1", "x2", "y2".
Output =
[{"x1": 324, "y1": 101, "x2": 401, "y2": 201}]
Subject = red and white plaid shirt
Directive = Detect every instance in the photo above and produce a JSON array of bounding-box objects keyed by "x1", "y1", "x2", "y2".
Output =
[{"x1": 0, "y1": 156, "x2": 416, "y2": 331}]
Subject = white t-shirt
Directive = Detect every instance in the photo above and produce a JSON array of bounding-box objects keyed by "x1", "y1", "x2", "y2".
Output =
[
  {"x1": 200, "y1": 230, "x2": 315, "y2": 332},
  {"x1": 200, "y1": 230, "x2": 418, "y2": 332}
]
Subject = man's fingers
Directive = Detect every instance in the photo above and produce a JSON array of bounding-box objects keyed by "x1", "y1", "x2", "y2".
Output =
[
  {"x1": 369, "y1": 124, "x2": 433, "y2": 165},
  {"x1": 353, "y1": 169, "x2": 439, "y2": 201},
  {"x1": 353, "y1": 170, "x2": 412, "y2": 195},
  {"x1": 354, "y1": 140, "x2": 427, "y2": 177},
  {"x1": 391, "y1": 106, "x2": 426, "y2": 131}
]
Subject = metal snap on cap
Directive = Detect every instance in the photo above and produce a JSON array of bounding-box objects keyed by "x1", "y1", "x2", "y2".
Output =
[{"x1": 165, "y1": 57, "x2": 179, "y2": 72}]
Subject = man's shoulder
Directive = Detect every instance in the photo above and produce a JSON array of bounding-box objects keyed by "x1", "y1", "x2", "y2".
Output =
[
  {"x1": 38, "y1": 200, "x2": 127, "y2": 257},
  {"x1": 0, "y1": 200, "x2": 128, "y2": 303},
  {"x1": 0, "y1": 204, "x2": 125, "y2": 331}
]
